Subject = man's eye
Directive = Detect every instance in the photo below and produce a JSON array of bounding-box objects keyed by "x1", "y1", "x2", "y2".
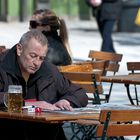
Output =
[
  {"x1": 30, "y1": 53, "x2": 45, "y2": 61},
  {"x1": 30, "y1": 54, "x2": 37, "y2": 58}
]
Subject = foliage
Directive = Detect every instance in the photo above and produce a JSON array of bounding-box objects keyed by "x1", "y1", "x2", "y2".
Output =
[
  {"x1": 50, "y1": 0, "x2": 79, "y2": 17},
  {"x1": 7, "y1": 0, "x2": 90, "y2": 20},
  {"x1": 9, "y1": 0, "x2": 19, "y2": 17},
  {"x1": 8, "y1": 0, "x2": 33, "y2": 17}
]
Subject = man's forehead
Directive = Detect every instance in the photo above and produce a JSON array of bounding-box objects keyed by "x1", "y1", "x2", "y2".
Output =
[
  {"x1": 25, "y1": 38, "x2": 47, "y2": 51},
  {"x1": 28, "y1": 38, "x2": 47, "y2": 46}
]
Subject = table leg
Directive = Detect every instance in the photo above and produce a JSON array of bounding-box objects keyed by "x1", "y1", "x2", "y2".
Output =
[
  {"x1": 124, "y1": 84, "x2": 135, "y2": 105},
  {"x1": 134, "y1": 84, "x2": 139, "y2": 105}
]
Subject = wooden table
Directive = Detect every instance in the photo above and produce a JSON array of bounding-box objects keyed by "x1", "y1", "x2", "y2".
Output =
[
  {"x1": 1, "y1": 104, "x2": 140, "y2": 140},
  {"x1": 1, "y1": 103, "x2": 140, "y2": 123},
  {"x1": 101, "y1": 74, "x2": 140, "y2": 105},
  {"x1": 1, "y1": 103, "x2": 139, "y2": 123},
  {"x1": 0, "y1": 109, "x2": 100, "y2": 124}
]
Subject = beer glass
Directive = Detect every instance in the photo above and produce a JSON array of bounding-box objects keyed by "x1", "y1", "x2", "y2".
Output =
[{"x1": 4, "y1": 85, "x2": 23, "y2": 113}]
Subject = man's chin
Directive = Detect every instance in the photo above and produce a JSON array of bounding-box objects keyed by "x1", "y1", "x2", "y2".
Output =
[{"x1": 28, "y1": 69, "x2": 37, "y2": 74}]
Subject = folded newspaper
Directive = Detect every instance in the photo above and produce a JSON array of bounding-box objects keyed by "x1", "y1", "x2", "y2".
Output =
[
  {"x1": 42, "y1": 105, "x2": 101, "y2": 115},
  {"x1": 42, "y1": 103, "x2": 140, "y2": 115},
  {"x1": 88, "y1": 103, "x2": 140, "y2": 110}
]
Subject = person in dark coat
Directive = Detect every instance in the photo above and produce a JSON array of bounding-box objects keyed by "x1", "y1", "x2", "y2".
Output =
[
  {"x1": 86, "y1": 0, "x2": 123, "y2": 53},
  {"x1": 29, "y1": 9, "x2": 72, "y2": 66},
  {"x1": 0, "y1": 29, "x2": 88, "y2": 140}
]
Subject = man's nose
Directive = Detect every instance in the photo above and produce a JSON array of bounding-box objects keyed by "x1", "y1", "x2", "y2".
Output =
[{"x1": 33, "y1": 59, "x2": 42, "y2": 66}]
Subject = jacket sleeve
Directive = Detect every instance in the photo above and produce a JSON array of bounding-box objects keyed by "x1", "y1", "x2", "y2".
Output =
[
  {"x1": 0, "y1": 67, "x2": 9, "y2": 106},
  {"x1": 53, "y1": 66, "x2": 88, "y2": 108}
]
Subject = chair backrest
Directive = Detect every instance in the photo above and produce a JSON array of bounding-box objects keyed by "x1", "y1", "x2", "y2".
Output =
[
  {"x1": 0, "y1": 45, "x2": 6, "y2": 53},
  {"x1": 59, "y1": 61, "x2": 110, "y2": 104},
  {"x1": 127, "y1": 62, "x2": 140, "y2": 105},
  {"x1": 96, "y1": 110, "x2": 140, "y2": 139},
  {"x1": 88, "y1": 50, "x2": 123, "y2": 103},
  {"x1": 59, "y1": 61, "x2": 108, "y2": 75},
  {"x1": 127, "y1": 62, "x2": 140, "y2": 74},
  {"x1": 59, "y1": 62, "x2": 94, "y2": 72},
  {"x1": 88, "y1": 50, "x2": 123, "y2": 74},
  {"x1": 61, "y1": 71, "x2": 102, "y2": 104}
]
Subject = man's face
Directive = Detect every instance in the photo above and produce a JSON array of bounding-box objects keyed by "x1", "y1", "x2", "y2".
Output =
[{"x1": 17, "y1": 38, "x2": 48, "y2": 74}]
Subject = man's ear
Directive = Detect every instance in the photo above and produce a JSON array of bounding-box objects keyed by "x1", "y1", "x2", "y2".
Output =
[{"x1": 16, "y1": 43, "x2": 23, "y2": 56}]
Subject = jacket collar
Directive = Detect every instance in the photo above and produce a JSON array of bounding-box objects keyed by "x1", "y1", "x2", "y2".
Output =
[{"x1": 1, "y1": 45, "x2": 22, "y2": 77}]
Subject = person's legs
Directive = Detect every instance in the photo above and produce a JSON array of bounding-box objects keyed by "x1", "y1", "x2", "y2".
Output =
[
  {"x1": 23, "y1": 121, "x2": 67, "y2": 140},
  {"x1": 101, "y1": 19, "x2": 116, "y2": 52},
  {"x1": 98, "y1": 19, "x2": 116, "y2": 52},
  {"x1": 0, "y1": 119, "x2": 67, "y2": 140},
  {"x1": 96, "y1": 13, "x2": 103, "y2": 39},
  {"x1": 0, "y1": 119, "x2": 25, "y2": 140}
]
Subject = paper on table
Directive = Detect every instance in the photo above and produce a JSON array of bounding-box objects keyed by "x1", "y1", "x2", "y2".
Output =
[
  {"x1": 42, "y1": 103, "x2": 140, "y2": 114},
  {"x1": 87, "y1": 103, "x2": 140, "y2": 110},
  {"x1": 42, "y1": 106, "x2": 101, "y2": 115}
]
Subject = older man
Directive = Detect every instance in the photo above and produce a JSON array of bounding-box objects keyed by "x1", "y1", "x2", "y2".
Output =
[{"x1": 0, "y1": 30, "x2": 88, "y2": 140}]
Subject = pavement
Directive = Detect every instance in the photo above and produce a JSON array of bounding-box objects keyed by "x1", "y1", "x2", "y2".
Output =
[{"x1": 1, "y1": 18, "x2": 140, "y2": 140}]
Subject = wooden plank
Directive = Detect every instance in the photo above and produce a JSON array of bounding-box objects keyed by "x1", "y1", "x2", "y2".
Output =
[
  {"x1": 88, "y1": 50, "x2": 122, "y2": 62},
  {"x1": 97, "y1": 124, "x2": 140, "y2": 136},
  {"x1": 100, "y1": 110, "x2": 140, "y2": 122},
  {"x1": 96, "y1": 110, "x2": 140, "y2": 137},
  {"x1": 127, "y1": 62, "x2": 140, "y2": 71}
]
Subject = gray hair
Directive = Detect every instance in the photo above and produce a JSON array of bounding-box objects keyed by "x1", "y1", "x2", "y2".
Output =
[{"x1": 19, "y1": 29, "x2": 48, "y2": 47}]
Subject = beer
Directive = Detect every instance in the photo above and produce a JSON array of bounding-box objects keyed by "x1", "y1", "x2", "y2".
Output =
[
  {"x1": 8, "y1": 92, "x2": 23, "y2": 113},
  {"x1": 7, "y1": 85, "x2": 23, "y2": 113}
]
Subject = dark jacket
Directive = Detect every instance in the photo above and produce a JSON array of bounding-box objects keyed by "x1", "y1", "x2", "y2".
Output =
[
  {"x1": 0, "y1": 45, "x2": 88, "y2": 107},
  {"x1": 43, "y1": 31, "x2": 72, "y2": 66},
  {"x1": 86, "y1": 0, "x2": 123, "y2": 20}
]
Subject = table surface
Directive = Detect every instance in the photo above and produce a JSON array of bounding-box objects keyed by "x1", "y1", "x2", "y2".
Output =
[
  {"x1": 101, "y1": 74, "x2": 140, "y2": 105},
  {"x1": 0, "y1": 104, "x2": 140, "y2": 124},
  {"x1": 101, "y1": 74, "x2": 140, "y2": 85},
  {"x1": 0, "y1": 109, "x2": 99, "y2": 124}
]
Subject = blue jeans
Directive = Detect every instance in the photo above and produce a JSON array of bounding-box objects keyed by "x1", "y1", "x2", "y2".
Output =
[{"x1": 96, "y1": 18, "x2": 116, "y2": 53}]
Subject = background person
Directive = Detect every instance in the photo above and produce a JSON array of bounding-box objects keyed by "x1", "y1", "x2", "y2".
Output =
[
  {"x1": 85, "y1": 0, "x2": 123, "y2": 53},
  {"x1": 29, "y1": 9, "x2": 72, "y2": 66},
  {"x1": 0, "y1": 29, "x2": 88, "y2": 140}
]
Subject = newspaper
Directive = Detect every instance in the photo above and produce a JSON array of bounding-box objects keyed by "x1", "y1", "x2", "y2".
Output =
[
  {"x1": 42, "y1": 103, "x2": 140, "y2": 115},
  {"x1": 87, "y1": 103, "x2": 140, "y2": 110},
  {"x1": 42, "y1": 106, "x2": 101, "y2": 115}
]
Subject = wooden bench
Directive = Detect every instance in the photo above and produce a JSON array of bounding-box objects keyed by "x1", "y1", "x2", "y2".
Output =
[
  {"x1": 127, "y1": 62, "x2": 140, "y2": 105},
  {"x1": 59, "y1": 61, "x2": 109, "y2": 104},
  {"x1": 88, "y1": 50, "x2": 123, "y2": 102},
  {"x1": 96, "y1": 109, "x2": 140, "y2": 140}
]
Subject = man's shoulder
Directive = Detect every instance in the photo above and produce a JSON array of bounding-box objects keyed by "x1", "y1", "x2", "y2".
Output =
[
  {"x1": 44, "y1": 61, "x2": 58, "y2": 69},
  {"x1": 40, "y1": 61, "x2": 60, "y2": 76},
  {"x1": 0, "y1": 49, "x2": 9, "y2": 62}
]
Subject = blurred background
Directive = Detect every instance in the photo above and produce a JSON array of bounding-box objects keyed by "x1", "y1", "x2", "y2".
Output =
[{"x1": 0, "y1": 0, "x2": 140, "y2": 32}]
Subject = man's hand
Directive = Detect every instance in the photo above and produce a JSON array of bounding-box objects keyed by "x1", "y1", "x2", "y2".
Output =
[
  {"x1": 25, "y1": 101, "x2": 60, "y2": 110},
  {"x1": 54, "y1": 99, "x2": 73, "y2": 111}
]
